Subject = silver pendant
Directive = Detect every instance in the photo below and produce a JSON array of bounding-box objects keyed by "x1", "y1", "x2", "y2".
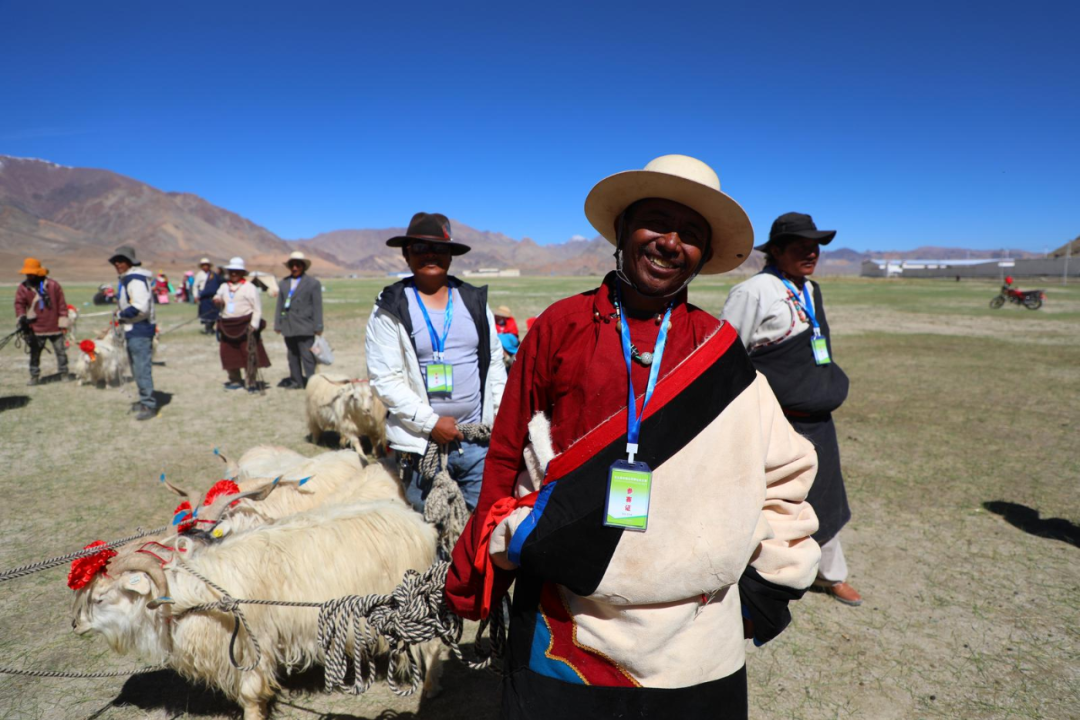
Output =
[{"x1": 638, "y1": 351, "x2": 654, "y2": 366}]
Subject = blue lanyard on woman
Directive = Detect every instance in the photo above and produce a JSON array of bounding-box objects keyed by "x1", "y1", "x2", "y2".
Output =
[
  {"x1": 412, "y1": 284, "x2": 454, "y2": 362},
  {"x1": 768, "y1": 267, "x2": 819, "y2": 334},
  {"x1": 615, "y1": 285, "x2": 673, "y2": 463}
]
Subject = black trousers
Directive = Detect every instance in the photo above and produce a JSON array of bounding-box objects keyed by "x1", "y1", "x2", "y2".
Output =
[
  {"x1": 284, "y1": 335, "x2": 316, "y2": 385},
  {"x1": 29, "y1": 334, "x2": 68, "y2": 378}
]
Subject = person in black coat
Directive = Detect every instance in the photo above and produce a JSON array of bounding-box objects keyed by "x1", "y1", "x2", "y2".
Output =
[
  {"x1": 198, "y1": 267, "x2": 223, "y2": 334},
  {"x1": 274, "y1": 251, "x2": 323, "y2": 389}
]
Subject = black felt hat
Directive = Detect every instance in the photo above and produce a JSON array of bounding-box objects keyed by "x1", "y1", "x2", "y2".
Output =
[
  {"x1": 385, "y1": 212, "x2": 471, "y2": 256},
  {"x1": 754, "y1": 212, "x2": 836, "y2": 253}
]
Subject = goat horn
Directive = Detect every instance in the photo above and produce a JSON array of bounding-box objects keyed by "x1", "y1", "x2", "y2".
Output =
[
  {"x1": 159, "y1": 473, "x2": 190, "y2": 500},
  {"x1": 199, "y1": 479, "x2": 281, "y2": 522},
  {"x1": 107, "y1": 549, "x2": 169, "y2": 599}
]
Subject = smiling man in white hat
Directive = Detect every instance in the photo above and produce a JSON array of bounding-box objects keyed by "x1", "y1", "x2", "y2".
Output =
[
  {"x1": 445, "y1": 155, "x2": 822, "y2": 719},
  {"x1": 274, "y1": 250, "x2": 323, "y2": 389}
]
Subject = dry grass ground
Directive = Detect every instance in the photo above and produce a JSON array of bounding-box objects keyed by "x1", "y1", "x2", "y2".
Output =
[{"x1": 0, "y1": 275, "x2": 1077, "y2": 720}]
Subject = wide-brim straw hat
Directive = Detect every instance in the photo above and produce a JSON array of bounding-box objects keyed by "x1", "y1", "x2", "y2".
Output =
[
  {"x1": 20, "y1": 257, "x2": 47, "y2": 276},
  {"x1": 284, "y1": 250, "x2": 312, "y2": 271},
  {"x1": 494, "y1": 305, "x2": 513, "y2": 318},
  {"x1": 386, "y1": 212, "x2": 471, "y2": 256},
  {"x1": 198, "y1": 257, "x2": 211, "y2": 265},
  {"x1": 224, "y1": 257, "x2": 248, "y2": 273},
  {"x1": 584, "y1": 154, "x2": 754, "y2": 275}
]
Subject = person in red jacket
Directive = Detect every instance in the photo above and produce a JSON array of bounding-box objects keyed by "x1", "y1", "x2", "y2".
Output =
[
  {"x1": 14, "y1": 257, "x2": 71, "y2": 385},
  {"x1": 445, "y1": 156, "x2": 821, "y2": 720}
]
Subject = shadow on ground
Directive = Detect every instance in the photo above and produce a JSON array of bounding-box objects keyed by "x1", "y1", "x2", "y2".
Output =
[
  {"x1": 0, "y1": 395, "x2": 30, "y2": 412},
  {"x1": 984, "y1": 500, "x2": 1080, "y2": 548},
  {"x1": 97, "y1": 651, "x2": 500, "y2": 720}
]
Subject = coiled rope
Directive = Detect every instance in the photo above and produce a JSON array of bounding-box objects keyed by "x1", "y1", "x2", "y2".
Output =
[
  {"x1": 419, "y1": 423, "x2": 492, "y2": 552},
  {"x1": 176, "y1": 558, "x2": 506, "y2": 697}
]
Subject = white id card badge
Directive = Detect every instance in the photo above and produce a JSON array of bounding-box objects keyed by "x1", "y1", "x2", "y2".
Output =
[
  {"x1": 604, "y1": 460, "x2": 652, "y2": 532},
  {"x1": 226, "y1": 302, "x2": 236, "y2": 314},
  {"x1": 425, "y1": 362, "x2": 454, "y2": 397},
  {"x1": 811, "y1": 333, "x2": 831, "y2": 365}
]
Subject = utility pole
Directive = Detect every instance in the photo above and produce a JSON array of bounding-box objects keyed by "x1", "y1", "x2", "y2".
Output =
[{"x1": 1065, "y1": 240, "x2": 1071, "y2": 286}]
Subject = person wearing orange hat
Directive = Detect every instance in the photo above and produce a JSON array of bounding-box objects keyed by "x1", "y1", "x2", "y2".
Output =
[{"x1": 14, "y1": 257, "x2": 71, "y2": 385}]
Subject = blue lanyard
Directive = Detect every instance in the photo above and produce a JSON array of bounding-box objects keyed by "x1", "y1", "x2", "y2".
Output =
[
  {"x1": 769, "y1": 268, "x2": 819, "y2": 334},
  {"x1": 284, "y1": 278, "x2": 299, "y2": 308},
  {"x1": 38, "y1": 280, "x2": 46, "y2": 310},
  {"x1": 616, "y1": 286, "x2": 673, "y2": 463},
  {"x1": 412, "y1": 284, "x2": 454, "y2": 361}
]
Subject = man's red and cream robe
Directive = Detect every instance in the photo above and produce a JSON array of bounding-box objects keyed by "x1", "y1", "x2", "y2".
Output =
[{"x1": 446, "y1": 274, "x2": 821, "y2": 718}]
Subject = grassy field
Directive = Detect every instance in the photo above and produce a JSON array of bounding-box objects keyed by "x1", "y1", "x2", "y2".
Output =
[{"x1": 0, "y1": 274, "x2": 1078, "y2": 720}]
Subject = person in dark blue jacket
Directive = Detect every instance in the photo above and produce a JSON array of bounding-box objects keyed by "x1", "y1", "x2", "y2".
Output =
[{"x1": 198, "y1": 266, "x2": 223, "y2": 334}]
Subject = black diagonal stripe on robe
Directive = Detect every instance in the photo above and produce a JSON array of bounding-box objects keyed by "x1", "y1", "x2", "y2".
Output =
[{"x1": 517, "y1": 326, "x2": 757, "y2": 598}]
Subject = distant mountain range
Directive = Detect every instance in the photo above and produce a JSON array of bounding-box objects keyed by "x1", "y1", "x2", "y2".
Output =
[{"x1": 0, "y1": 155, "x2": 1067, "y2": 280}]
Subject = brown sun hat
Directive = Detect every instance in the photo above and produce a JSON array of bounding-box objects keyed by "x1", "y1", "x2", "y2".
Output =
[
  {"x1": 494, "y1": 305, "x2": 513, "y2": 318},
  {"x1": 386, "y1": 212, "x2": 471, "y2": 255}
]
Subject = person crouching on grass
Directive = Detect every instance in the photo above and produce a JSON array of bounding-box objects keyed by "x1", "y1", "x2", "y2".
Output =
[
  {"x1": 445, "y1": 156, "x2": 822, "y2": 719},
  {"x1": 213, "y1": 257, "x2": 270, "y2": 392}
]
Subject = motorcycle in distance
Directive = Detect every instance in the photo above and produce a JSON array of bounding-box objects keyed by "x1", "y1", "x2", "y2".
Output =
[{"x1": 990, "y1": 284, "x2": 1045, "y2": 310}]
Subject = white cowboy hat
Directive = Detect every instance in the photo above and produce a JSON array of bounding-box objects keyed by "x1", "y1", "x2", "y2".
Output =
[
  {"x1": 198, "y1": 257, "x2": 211, "y2": 265},
  {"x1": 284, "y1": 250, "x2": 312, "y2": 271},
  {"x1": 584, "y1": 154, "x2": 754, "y2": 275},
  {"x1": 224, "y1": 257, "x2": 247, "y2": 273}
]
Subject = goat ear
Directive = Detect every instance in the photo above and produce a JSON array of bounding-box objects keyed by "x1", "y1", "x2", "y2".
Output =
[{"x1": 121, "y1": 571, "x2": 153, "y2": 597}]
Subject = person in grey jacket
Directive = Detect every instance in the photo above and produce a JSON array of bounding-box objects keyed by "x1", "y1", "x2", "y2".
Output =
[{"x1": 274, "y1": 251, "x2": 323, "y2": 389}]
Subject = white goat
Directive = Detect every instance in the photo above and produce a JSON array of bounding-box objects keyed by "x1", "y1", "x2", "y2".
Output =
[
  {"x1": 211, "y1": 451, "x2": 405, "y2": 538},
  {"x1": 225, "y1": 445, "x2": 310, "y2": 482},
  {"x1": 72, "y1": 500, "x2": 442, "y2": 720},
  {"x1": 305, "y1": 374, "x2": 387, "y2": 456},
  {"x1": 73, "y1": 333, "x2": 124, "y2": 387}
]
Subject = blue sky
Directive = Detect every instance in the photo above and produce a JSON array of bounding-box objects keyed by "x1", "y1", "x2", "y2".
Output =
[{"x1": 2, "y1": 1, "x2": 1077, "y2": 252}]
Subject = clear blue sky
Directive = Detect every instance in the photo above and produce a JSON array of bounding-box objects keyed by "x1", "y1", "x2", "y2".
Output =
[{"x1": 2, "y1": 1, "x2": 1077, "y2": 252}]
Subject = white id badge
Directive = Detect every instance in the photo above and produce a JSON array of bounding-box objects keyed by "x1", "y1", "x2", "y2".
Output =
[
  {"x1": 604, "y1": 460, "x2": 652, "y2": 532},
  {"x1": 811, "y1": 333, "x2": 831, "y2": 365},
  {"x1": 226, "y1": 302, "x2": 236, "y2": 314},
  {"x1": 425, "y1": 362, "x2": 454, "y2": 397}
]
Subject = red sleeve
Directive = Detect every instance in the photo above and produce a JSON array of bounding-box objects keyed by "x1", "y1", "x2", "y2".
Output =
[{"x1": 445, "y1": 314, "x2": 550, "y2": 619}]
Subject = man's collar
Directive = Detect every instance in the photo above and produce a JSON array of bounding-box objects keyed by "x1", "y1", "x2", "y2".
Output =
[{"x1": 593, "y1": 271, "x2": 689, "y2": 318}]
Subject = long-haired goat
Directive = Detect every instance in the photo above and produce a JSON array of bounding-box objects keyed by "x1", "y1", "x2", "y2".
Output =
[
  {"x1": 73, "y1": 333, "x2": 124, "y2": 387},
  {"x1": 305, "y1": 374, "x2": 387, "y2": 456},
  {"x1": 72, "y1": 500, "x2": 441, "y2": 720},
  {"x1": 209, "y1": 451, "x2": 405, "y2": 539}
]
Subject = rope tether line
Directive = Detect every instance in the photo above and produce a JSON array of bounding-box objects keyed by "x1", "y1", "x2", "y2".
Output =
[{"x1": 0, "y1": 526, "x2": 168, "y2": 585}]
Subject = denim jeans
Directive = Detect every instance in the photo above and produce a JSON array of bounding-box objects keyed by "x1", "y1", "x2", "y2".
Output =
[
  {"x1": 403, "y1": 439, "x2": 488, "y2": 513},
  {"x1": 126, "y1": 335, "x2": 156, "y2": 409}
]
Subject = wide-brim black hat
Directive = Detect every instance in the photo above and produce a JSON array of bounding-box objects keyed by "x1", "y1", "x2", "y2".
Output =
[
  {"x1": 386, "y1": 212, "x2": 471, "y2": 256},
  {"x1": 754, "y1": 212, "x2": 836, "y2": 252}
]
